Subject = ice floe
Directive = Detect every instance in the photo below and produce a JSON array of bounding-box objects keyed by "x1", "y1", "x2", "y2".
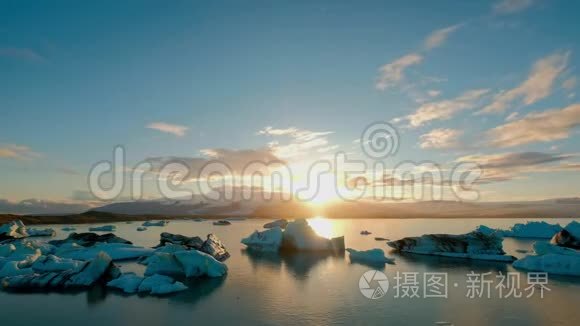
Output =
[
  {"x1": 360, "y1": 230, "x2": 372, "y2": 235},
  {"x1": 550, "y1": 221, "x2": 580, "y2": 249},
  {"x1": 137, "y1": 227, "x2": 147, "y2": 232},
  {"x1": 31, "y1": 255, "x2": 84, "y2": 273},
  {"x1": 213, "y1": 220, "x2": 231, "y2": 226},
  {"x1": 155, "y1": 232, "x2": 203, "y2": 250},
  {"x1": 88, "y1": 225, "x2": 117, "y2": 232},
  {"x1": 387, "y1": 231, "x2": 516, "y2": 262},
  {"x1": 142, "y1": 221, "x2": 168, "y2": 227},
  {"x1": 502, "y1": 221, "x2": 562, "y2": 239},
  {"x1": 107, "y1": 272, "x2": 144, "y2": 293},
  {"x1": 49, "y1": 232, "x2": 132, "y2": 247},
  {"x1": 174, "y1": 250, "x2": 228, "y2": 278},
  {"x1": 54, "y1": 243, "x2": 153, "y2": 261}
]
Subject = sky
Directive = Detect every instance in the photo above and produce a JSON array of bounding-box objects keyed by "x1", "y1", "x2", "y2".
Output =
[{"x1": 1, "y1": 0, "x2": 580, "y2": 213}]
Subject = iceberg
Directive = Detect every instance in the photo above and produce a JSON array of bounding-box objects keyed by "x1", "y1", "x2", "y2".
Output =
[
  {"x1": 0, "y1": 220, "x2": 28, "y2": 240},
  {"x1": 347, "y1": 248, "x2": 394, "y2": 265},
  {"x1": 200, "y1": 234, "x2": 230, "y2": 261},
  {"x1": 0, "y1": 261, "x2": 34, "y2": 278},
  {"x1": 26, "y1": 228, "x2": 56, "y2": 237},
  {"x1": 140, "y1": 274, "x2": 187, "y2": 295},
  {"x1": 49, "y1": 232, "x2": 132, "y2": 247},
  {"x1": 502, "y1": 221, "x2": 562, "y2": 239},
  {"x1": 137, "y1": 227, "x2": 147, "y2": 232},
  {"x1": 2, "y1": 252, "x2": 120, "y2": 289},
  {"x1": 513, "y1": 253, "x2": 580, "y2": 277},
  {"x1": 241, "y1": 227, "x2": 283, "y2": 252},
  {"x1": 143, "y1": 253, "x2": 185, "y2": 277},
  {"x1": 263, "y1": 219, "x2": 288, "y2": 229},
  {"x1": 550, "y1": 221, "x2": 580, "y2": 249},
  {"x1": 142, "y1": 221, "x2": 168, "y2": 227},
  {"x1": 174, "y1": 250, "x2": 228, "y2": 278},
  {"x1": 107, "y1": 272, "x2": 144, "y2": 294},
  {"x1": 360, "y1": 230, "x2": 372, "y2": 235},
  {"x1": 61, "y1": 226, "x2": 76, "y2": 231},
  {"x1": 474, "y1": 225, "x2": 502, "y2": 236},
  {"x1": 213, "y1": 220, "x2": 231, "y2": 226},
  {"x1": 31, "y1": 255, "x2": 84, "y2": 273},
  {"x1": 89, "y1": 225, "x2": 117, "y2": 232},
  {"x1": 281, "y1": 219, "x2": 345, "y2": 252},
  {"x1": 0, "y1": 244, "x2": 15, "y2": 257},
  {"x1": 155, "y1": 232, "x2": 203, "y2": 250},
  {"x1": 387, "y1": 231, "x2": 516, "y2": 262},
  {"x1": 54, "y1": 243, "x2": 153, "y2": 261}
]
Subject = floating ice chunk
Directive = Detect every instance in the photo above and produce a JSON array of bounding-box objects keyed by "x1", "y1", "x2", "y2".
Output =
[
  {"x1": 0, "y1": 261, "x2": 34, "y2": 278},
  {"x1": 107, "y1": 272, "x2": 144, "y2": 294},
  {"x1": 142, "y1": 221, "x2": 168, "y2": 227},
  {"x1": 503, "y1": 221, "x2": 562, "y2": 239},
  {"x1": 513, "y1": 253, "x2": 580, "y2": 276},
  {"x1": 138, "y1": 274, "x2": 187, "y2": 295},
  {"x1": 263, "y1": 219, "x2": 288, "y2": 229},
  {"x1": 49, "y1": 232, "x2": 132, "y2": 247},
  {"x1": 347, "y1": 248, "x2": 394, "y2": 265},
  {"x1": 282, "y1": 219, "x2": 345, "y2": 252},
  {"x1": 0, "y1": 220, "x2": 28, "y2": 239},
  {"x1": 475, "y1": 225, "x2": 502, "y2": 236},
  {"x1": 143, "y1": 253, "x2": 184, "y2": 277},
  {"x1": 61, "y1": 226, "x2": 76, "y2": 231},
  {"x1": 374, "y1": 237, "x2": 389, "y2": 241},
  {"x1": 174, "y1": 250, "x2": 228, "y2": 278},
  {"x1": 387, "y1": 231, "x2": 516, "y2": 262},
  {"x1": 534, "y1": 242, "x2": 580, "y2": 257},
  {"x1": 89, "y1": 225, "x2": 116, "y2": 232},
  {"x1": 137, "y1": 227, "x2": 147, "y2": 232},
  {"x1": 66, "y1": 252, "x2": 116, "y2": 287},
  {"x1": 55, "y1": 243, "x2": 153, "y2": 261},
  {"x1": 31, "y1": 255, "x2": 84, "y2": 273},
  {"x1": 241, "y1": 227, "x2": 283, "y2": 252},
  {"x1": 27, "y1": 228, "x2": 56, "y2": 237},
  {"x1": 213, "y1": 220, "x2": 231, "y2": 226},
  {"x1": 360, "y1": 231, "x2": 372, "y2": 235},
  {"x1": 153, "y1": 244, "x2": 188, "y2": 254},
  {"x1": 0, "y1": 244, "x2": 15, "y2": 257},
  {"x1": 155, "y1": 232, "x2": 203, "y2": 250},
  {"x1": 564, "y1": 221, "x2": 580, "y2": 238},
  {"x1": 200, "y1": 234, "x2": 230, "y2": 261}
]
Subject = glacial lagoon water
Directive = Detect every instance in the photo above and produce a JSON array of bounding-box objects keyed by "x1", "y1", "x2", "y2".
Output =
[{"x1": 1, "y1": 218, "x2": 579, "y2": 326}]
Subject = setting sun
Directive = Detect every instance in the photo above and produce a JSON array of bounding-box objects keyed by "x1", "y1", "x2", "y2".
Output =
[{"x1": 307, "y1": 216, "x2": 336, "y2": 239}]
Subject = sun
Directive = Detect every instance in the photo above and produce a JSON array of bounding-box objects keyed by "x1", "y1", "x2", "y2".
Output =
[
  {"x1": 308, "y1": 173, "x2": 340, "y2": 205},
  {"x1": 307, "y1": 216, "x2": 336, "y2": 239}
]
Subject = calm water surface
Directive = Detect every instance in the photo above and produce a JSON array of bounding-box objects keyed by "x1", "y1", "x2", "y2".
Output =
[{"x1": 1, "y1": 218, "x2": 579, "y2": 326}]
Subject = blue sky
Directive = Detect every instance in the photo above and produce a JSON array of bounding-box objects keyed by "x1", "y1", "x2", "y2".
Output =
[{"x1": 1, "y1": 0, "x2": 579, "y2": 210}]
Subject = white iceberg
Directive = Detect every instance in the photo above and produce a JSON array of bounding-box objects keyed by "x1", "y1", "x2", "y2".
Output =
[
  {"x1": 142, "y1": 221, "x2": 168, "y2": 227},
  {"x1": 27, "y1": 228, "x2": 56, "y2": 237},
  {"x1": 347, "y1": 248, "x2": 394, "y2": 265},
  {"x1": 174, "y1": 250, "x2": 228, "y2": 278},
  {"x1": 281, "y1": 219, "x2": 345, "y2": 252},
  {"x1": 502, "y1": 221, "x2": 562, "y2": 239},
  {"x1": 88, "y1": 225, "x2": 116, "y2": 232},
  {"x1": 241, "y1": 227, "x2": 283, "y2": 252},
  {"x1": 263, "y1": 219, "x2": 288, "y2": 229},
  {"x1": 107, "y1": 272, "x2": 144, "y2": 294},
  {"x1": 137, "y1": 227, "x2": 147, "y2": 232},
  {"x1": 31, "y1": 255, "x2": 84, "y2": 273},
  {"x1": 55, "y1": 243, "x2": 153, "y2": 261}
]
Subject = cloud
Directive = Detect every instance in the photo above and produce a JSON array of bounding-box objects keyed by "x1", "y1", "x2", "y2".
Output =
[
  {"x1": 456, "y1": 151, "x2": 579, "y2": 184},
  {"x1": 375, "y1": 53, "x2": 423, "y2": 90},
  {"x1": 258, "y1": 126, "x2": 334, "y2": 158},
  {"x1": 0, "y1": 198, "x2": 91, "y2": 215},
  {"x1": 486, "y1": 103, "x2": 580, "y2": 147},
  {"x1": 427, "y1": 90, "x2": 441, "y2": 97},
  {"x1": 424, "y1": 24, "x2": 462, "y2": 50},
  {"x1": 479, "y1": 51, "x2": 570, "y2": 114},
  {"x1": 0, "y1": 144, "x2": 40, "y2": 160},
  {"x1": 562, "y1": 77, "x2": 577, "y2": 90},
  {"x1": 493, "y1": 0, "x2": 535, "y2": 15},
  {"x1": 0, "y1": 47, "x2": 45, "y2": 62},
  {"x1": 147, "y1": 122, "x2": 188, "y2": 137},
  {"x1": 419, "y1": 128, "x2": 464, "y2": 149},
  {"x1": 146, "y1": 147, "x2": 285, "y2": 178},
  {"x1": 404, "y1": 89, "x2": 490, "y2": 127}
]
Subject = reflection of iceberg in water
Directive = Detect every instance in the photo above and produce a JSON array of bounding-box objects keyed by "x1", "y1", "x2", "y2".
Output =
[
  {"x1": 168, "y1": 277, "x2": 225, "y2": 305},
  {"x1": 241, "y1": 249, "x2": 344, "y2": 279},
  {"x1": 391, "y1": 251, "x2": 509, "y2": 274}
]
